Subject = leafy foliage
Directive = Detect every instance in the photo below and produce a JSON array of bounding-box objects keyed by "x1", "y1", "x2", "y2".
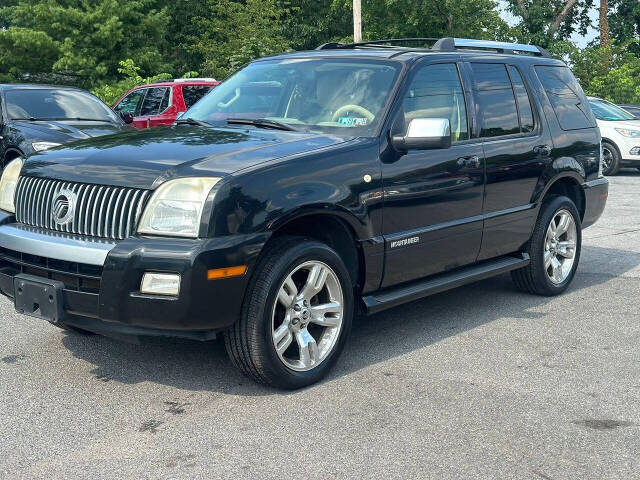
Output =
[
  {"x1": 0, "y1": 0, "x2": 639, "y2": 105},
  {"x1": 571, "y1": 45, "x2": 640, "y2": 103}
]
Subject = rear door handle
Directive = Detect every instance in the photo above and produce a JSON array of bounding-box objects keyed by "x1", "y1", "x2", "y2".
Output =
[
  {"x1": 456, "y1": 155, "x2": 481, "y2": 169},
  {"x1": 534, "y1": 145, "x2": 551, "y2": 157}
]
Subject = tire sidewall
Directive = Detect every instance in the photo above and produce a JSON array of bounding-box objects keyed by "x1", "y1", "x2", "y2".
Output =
[
  {"x1": 254, "y1": 240, "x2": 354, "y2": 389},
  {"x1": 602, "y1": 142, "x2": 621, "y2": 176},
  {"x1": 531, "y1": 196, "x2": 582, "y2": 294}
]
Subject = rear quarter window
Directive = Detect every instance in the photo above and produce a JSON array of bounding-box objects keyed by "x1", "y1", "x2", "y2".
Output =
[
  {"x1": 182, "y1": 86, "x2": 213, "y2": 109},
  {"x1": 535, "y1": 65, "x2": 596, "y2": 131}
]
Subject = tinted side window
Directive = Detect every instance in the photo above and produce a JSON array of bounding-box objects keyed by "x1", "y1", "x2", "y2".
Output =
[
  {"x1": 403, "y1": 63, "x2": 469, "y2": 142},
  {"x1": 507, "y1": 66, "x2": 535, "y2": 133},
  {"x1": 114, "y1": 90, "x2": 145, "y2": 115},
  {"x1": 183, "y1": 86, "x2": 213, "y2": 109},
  {"x1": 140, "y1": 87, "x2": 170, "y2": 116},
  {"x1": 535, "y1": 66, "x2": 596, "y2": 130},
  {"x1": 471, "y1": 63, "x2": 519, "y2": 138}
]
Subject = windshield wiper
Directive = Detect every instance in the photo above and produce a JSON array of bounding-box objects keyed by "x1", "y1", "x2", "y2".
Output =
[
  {"x1": 227, "y1": 118, "x2": 298, "y2": 131},
  {"x1": 175, "y1": 117, "x2": 212, "y2": 127}
]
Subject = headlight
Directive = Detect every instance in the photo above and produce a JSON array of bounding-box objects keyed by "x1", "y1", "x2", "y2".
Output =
[
  {"x1": 0, "y1": 158, "x2": 23, "y2": 213},
  {"x1": 138, "y1": 177, "x2": 221, "y2": 237},
  {"x1": 32, "y1": 141, "x2": 62, "y2": 152},
  {"x1": 614, "y1": 128, "x2": 640, "y2": 138}
]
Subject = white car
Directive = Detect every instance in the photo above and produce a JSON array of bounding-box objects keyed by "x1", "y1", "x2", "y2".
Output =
[{"x1": 588, "y1": 97, "x2": 640, "y2": 175}]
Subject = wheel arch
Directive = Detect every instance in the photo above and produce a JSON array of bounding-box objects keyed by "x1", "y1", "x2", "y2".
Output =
[
  {"x1": 536, "y1": 173, "x2": 586, "y2": 221},
  {"x1": 601, "y1": 138, "x2": 621, "y2": 156},
  {"x1": 266, "y1": 210, "x2": 366, "y2": 290}
]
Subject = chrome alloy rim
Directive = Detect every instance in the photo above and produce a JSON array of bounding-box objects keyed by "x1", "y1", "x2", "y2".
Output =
[
  {"x1": 602, "y1": 146, "x2": 613, "y2": 172},
  {"x1": 271, "y1": 261, "x2": 344, "y2": 372},
  {"x1": 544, "y1": 209, "x2": 577, "y2": 284}
]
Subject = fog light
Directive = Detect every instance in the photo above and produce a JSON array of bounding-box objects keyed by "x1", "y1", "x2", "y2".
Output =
[
  {"x1": 140, "y1": 273, "x2": 181, "y2": 296},
  {"x1": 630, "y1": 147, "x2": 640, "y2": 156}
]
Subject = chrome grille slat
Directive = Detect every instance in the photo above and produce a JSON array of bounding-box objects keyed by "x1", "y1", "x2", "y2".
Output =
[{"x1": 14, "y1": 177, "x2": 148, "y2": 240}]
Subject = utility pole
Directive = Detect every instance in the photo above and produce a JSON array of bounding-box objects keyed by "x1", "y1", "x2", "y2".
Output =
[
  {"x1": 600, "y1": 0, "x2": 610, "y2": 48},
  {"x1": 353, "y1": 0, "x2": 362, "y2": 43}
]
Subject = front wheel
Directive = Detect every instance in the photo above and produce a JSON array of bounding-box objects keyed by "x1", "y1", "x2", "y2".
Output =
[
  {"x1": 224, "y1": 236, "x2": 353, "y2": 389},
  {"x1": 512, "y1": 195, "x2": 582, "y2": 296},
  {"x1": 602, "y1": 142, "x2": 621, "y2": 176}
]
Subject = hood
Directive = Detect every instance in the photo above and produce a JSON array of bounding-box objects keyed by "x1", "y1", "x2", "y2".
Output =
[
  {"x1": 21, "y1": 125, "x2": 352, "y2": 189},
  {"x1": 13, "y1": 119, "x2": 131, "y2": 143}
]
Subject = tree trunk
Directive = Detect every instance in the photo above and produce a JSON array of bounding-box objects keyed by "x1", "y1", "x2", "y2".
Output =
[{"x1": 600, "y1": 0, "x2": 610, "y2": 48}]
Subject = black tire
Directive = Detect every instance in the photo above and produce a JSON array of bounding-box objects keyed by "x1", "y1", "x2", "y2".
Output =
[
  {"x1": 224, "y1": 236, "x2": 353, "y2": 389},
  {"x1": 511, "y1": 195, "x2": 582, "y2": 296},
  {"x1": 602, "y1": 141, "x2": 621, "y2": 176}
]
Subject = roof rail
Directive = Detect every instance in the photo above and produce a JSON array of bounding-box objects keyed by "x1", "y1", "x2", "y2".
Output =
[
  {"x1": 316, "y1": 37, "x2": 551, "y2": 58},
  {"x1": 316, "y1": 38, "x2": 438, "y2": 50},
  {"x1": 432, "y1": 38, "x2": 551, "y2": 57}
]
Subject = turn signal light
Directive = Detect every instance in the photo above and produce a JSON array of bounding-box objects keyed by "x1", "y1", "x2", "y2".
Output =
[{"x1": 207, "y1": 265, "x2": 247, "y2": 280}]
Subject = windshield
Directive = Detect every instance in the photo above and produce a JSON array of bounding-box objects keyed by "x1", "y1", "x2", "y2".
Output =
[
  {"x1": 185, "y1": 58, "x2": 401, "y2": 135},
  {"x1": 589, "y1": 99, "x2": 636, "y2": 121},
  {"x1": 5, "y1": 88, "x2": 120, "y2": 123}
]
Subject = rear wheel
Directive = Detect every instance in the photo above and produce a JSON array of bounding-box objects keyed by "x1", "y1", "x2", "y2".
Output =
[
  {"x1": 602, "y1": 142, "x2": 621, "y2": 176},
  {"x1": 224, "y1": 236, "x2": 353, "y2": 389},
  {"x1": 512, "y1": 195, "x2": 582, "y2": 296}
]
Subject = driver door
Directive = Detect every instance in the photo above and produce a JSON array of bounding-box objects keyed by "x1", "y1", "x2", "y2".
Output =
[{"x1": 381, "y1": 61, "x2": 485, "y2": 288}]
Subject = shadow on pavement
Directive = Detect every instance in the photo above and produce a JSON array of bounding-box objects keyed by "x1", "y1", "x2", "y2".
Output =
[{"x1": 61, "y1": 245, "x2": 640, "y2": 395}]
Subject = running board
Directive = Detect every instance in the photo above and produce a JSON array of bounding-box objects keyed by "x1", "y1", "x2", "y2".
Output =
[{"x1": 362, "y1": 253, "x2": 530, "y2": 315}]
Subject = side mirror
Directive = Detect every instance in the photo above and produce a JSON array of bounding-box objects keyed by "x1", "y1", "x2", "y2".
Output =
[
  {"x1": 392, "y1": 118, "x2": 451, "y2": 152},
  {"x1": 122, "y1": 113, "x2": 134, "y2": 124}
]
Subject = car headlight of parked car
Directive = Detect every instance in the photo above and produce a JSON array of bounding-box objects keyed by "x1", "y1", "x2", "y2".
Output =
[
  {"x1": 137, "y1": 177, "x2": 221, "y2": 238},
  {"x1": 0, "y1": 158, "x2": 23, "y2": 213},
  {"x1": 32, "y1": 141, "x2": 62, "y2": 152},
  {"x1": 614, "y1": 128, "x2": 640, "y2": 138}
]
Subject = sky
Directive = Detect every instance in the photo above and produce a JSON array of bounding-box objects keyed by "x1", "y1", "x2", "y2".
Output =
[{"x1": 498, "y1": 1, "x2": 599, "y2": 48}]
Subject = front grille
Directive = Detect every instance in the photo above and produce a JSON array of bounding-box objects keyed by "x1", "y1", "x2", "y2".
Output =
[
  {"x1": 15, "y1": 177, "x2": 150, "y2": 240},
  {"x1": 0, "y1": 246, "x2": 102, "y2": 293}
]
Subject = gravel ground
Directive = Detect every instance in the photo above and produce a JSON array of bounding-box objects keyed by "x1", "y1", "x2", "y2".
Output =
[{"x1": 1, "y1": 173, "x2": 639, "y2": 480}]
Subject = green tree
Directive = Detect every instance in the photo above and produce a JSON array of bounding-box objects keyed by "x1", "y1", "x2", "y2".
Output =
[
  {"x1": 608, "y1": 0, "x2": 640, "y2": 54},
  {"x1": 183, "y1": 0, "x2": 290, "y2": 80},
  {"x1": 504, "y1": 0, "x2": 595, "y2": 47},
  {"x1": 570, "y1": 45, "x2": 640, "y2": 103},
  {"x1": 0, "y1": 0, "x2": 172, "y2": 86}
]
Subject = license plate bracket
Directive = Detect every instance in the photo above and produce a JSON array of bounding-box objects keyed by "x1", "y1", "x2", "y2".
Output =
[{"x1": 14, "y1": 274, "x2": 65, "y2": 324}]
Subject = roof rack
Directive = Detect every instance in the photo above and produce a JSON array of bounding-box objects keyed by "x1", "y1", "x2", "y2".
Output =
[
  {"x1": 316, "y1": 38, "x2": 438, "y2": 50},
  {"x1": 432, "y1": 38, "x2": 551, "y2": 57},
  {"x1": 317, "y1": 37, "x2": 551, "y2": 58}
]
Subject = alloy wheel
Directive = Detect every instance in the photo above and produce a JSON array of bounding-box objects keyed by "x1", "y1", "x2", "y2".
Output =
[
  {"x1": 271, "y1": 261, "x2": 344, "y2": 372},
  {"x1": 544, "y1": 209, "x2": 577, "y2": 284}
]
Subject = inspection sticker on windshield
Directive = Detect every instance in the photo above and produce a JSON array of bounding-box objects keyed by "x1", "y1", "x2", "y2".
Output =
[{"x1": 337, "y1": 117, "x2": 368, "y2": 127}]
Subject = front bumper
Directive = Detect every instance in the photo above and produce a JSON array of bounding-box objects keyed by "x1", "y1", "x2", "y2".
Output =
[
  {"x1": 582, "y1": 177, "x2": 608, "y2": 229},
  {"x1": 0, "y1": 217, "x2": 269, "y2": 339}
]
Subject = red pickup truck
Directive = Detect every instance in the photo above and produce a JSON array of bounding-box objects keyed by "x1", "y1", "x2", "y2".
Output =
[{"x1": 113, "y1": 79, "x2": 219, "y2": 129}]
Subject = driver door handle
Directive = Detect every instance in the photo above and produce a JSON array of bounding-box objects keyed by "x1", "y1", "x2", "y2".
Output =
[{"x1": 456, "y1": 155, "x2": 481, "y2": 169}]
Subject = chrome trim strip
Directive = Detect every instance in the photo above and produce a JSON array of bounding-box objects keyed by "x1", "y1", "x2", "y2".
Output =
[{"x1": 0, "y1": 224, "x2": 114, "y2": 266}]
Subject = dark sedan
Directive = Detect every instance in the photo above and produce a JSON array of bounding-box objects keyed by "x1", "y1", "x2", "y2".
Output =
[
  {"x1": 620, "y1": 104, "x2": 640, "y2": 118},
  {"x1": 0, "y1": 84, "x2": 133, "y2": 168}
]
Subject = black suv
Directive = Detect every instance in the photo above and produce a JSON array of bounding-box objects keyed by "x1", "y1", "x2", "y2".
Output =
[
  {"x1": 0, "y1": 38, "x2": 608, "y2": 388},
  {"x1": 0, "y1": 84, "x2": 132, "y2": 168}
]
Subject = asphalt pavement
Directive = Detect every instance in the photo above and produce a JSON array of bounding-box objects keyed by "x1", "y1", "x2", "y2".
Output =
[{"x1": 1, "y1": 173, "x2": 639, "y2": 479}]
